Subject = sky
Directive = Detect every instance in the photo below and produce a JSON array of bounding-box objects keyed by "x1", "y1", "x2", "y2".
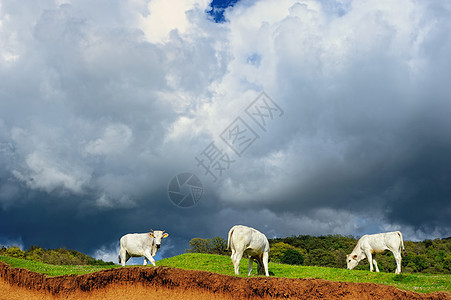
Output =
[{"x1": 1, "y1": 0, "x2": 450, "y2": 263}]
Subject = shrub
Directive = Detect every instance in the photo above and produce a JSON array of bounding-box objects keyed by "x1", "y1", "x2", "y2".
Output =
[
  {"x1": 186, "y1": 237, "x2": 229, "y2": 255},
  {"x1": 305, "y1": 249, "x2": 336, "y2": 267},
  {"x1": 270, "y1": 242, "x2": 297, "y2": 263},
  {"x1": 281, "y1": 249, "x2": 304, "y2": 265},
  {"x1": 5, "y1": 246, "x2": 25, "y2": 259}
]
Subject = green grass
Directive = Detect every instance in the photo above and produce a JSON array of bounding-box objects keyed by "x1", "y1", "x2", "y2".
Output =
[
  {"x1": 0, "y1": 255, "x2": 119, "y2": 276},
  {"x1": 158, "y1": 253, "x2": 451, "y2": 294},
  {"x1": 1, "y1": 253, "x2": 450, "y2": 294}
]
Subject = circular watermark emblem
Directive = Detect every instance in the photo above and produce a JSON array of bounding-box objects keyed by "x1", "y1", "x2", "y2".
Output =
[{"x1": 167, "y1": 173, "x2": 203, "y2": 208}]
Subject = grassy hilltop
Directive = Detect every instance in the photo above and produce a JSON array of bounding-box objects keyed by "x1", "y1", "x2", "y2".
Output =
[
  {"x1": 1, "y1": 235, "x2": 450, "y2": 294},
  {"x1": 187, "y1": 235, "x2": 451, "y2": 274},
  {"x1": 160, "y1": 253, "x2": 451, "y2": 294},
  {"x1": 1, "y1": 253, "x2": 450, "y2": 294}
]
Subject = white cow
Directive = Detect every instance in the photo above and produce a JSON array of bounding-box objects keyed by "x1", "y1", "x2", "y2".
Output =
[
  {"x1": 346, "y1": 231, "x2": 406, "y2": 274},
  {"x1": 118, "y1": 229, "x2": 168, "y2": 267},
  {"x1": 227, "y1": 225, "x2": 270, "y2": 276}
]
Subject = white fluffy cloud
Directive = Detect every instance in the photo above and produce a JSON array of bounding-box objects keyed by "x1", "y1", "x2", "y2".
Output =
[
  {"x1": 12, "y1": 152, "x2": 86, "y2": 193},
  {"x1": 85, "y1": 124, "x2": 133, "y2": 156},
  {"x1": 140, "y1": 0, "x2": 211, "y2": 43}
]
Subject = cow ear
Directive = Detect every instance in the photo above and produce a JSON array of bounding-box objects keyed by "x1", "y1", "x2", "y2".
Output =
[
  {"x1": 149, "y1": 232, "x2": 154, "y2": 237},
  {"x1": 352, "y1": 254, "x2": 358, "y2": 260},
  {"x1": 163, "y1": 233, "x2": 169, "y2": 238}
]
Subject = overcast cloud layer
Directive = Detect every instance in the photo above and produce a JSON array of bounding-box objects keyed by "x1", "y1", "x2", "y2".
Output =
[{"x1": 1, "y1": 0, "x2": 450, "y2": 262}]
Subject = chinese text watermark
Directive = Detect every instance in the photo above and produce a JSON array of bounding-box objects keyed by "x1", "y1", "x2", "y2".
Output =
[{"x1": 168, "y1": 92, "x2": 283, "y2": 208}]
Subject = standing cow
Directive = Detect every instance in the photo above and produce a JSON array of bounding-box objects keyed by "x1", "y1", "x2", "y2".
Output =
[
  {"x1": 346, "y1": 231, "x2": 407, "y2": 274},
  {"x1": 227, "y1": 225, "x2": 270, "y2": 276},
  {"x1": 118, "y1": 229, "x2": 168, "y2": 267}
]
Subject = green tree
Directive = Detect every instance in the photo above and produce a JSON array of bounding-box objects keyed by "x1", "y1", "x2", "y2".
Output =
[
  {"x1": 5, "y1": 246, "x2": 25, "y2": 259},
  {"x1": 186, "y1": 238, "x2": 212, "y2": 254},
  {"x1": 186, "y1": 237, "x2": 230, "y2": 255},
  {"x1": 305, "y1": 249, "x2": 336, "y2": 267},
  {"x1": 269, "y1": 242, "x2": 297, "y2": 263},
  {"x1": 443, "y1": 254, "x2": 451, "y2": 273},
  {"x1": 211, "y1": 237, "x2": 229, "y2": 255},
  {"x1": 281, "y1": 249, "x2": 304, "y2": 265},
  {"x1": 26, "y1": 246, "x2": 45, "y2": 262},
  {"x1": 333, "y1": 249, "x2": 347, "y2": 269},
  {"x1": 23, "y1": 246, "x2": 113, "y2": 266},
  {"x1": 269, "y1": 235, "x2": 451, "y2": 273}
]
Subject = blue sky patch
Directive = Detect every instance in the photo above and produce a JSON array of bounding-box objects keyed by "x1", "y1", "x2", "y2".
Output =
[{"x1": 208, "y1": 0, "x2": 241, "y2": 22}]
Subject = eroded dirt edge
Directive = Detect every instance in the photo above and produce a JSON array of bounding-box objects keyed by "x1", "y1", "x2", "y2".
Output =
[{"x1": 0, "y1": 261, "x2": 449, "y2": 299}]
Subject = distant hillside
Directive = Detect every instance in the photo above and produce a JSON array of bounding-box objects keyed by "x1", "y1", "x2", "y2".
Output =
[
  {"x1": 0, "y1": 245, "x2": 114, "y2": 266},
  {"x1": 186, "y1": 234, "x2": 451, "y2": 274},
  {"x1": 270, "y1": 235, "x2": 451, "y2": 274}
]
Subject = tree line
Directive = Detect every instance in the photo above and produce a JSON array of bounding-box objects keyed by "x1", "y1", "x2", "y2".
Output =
[
  {"x1": 0, "y1": 245, "x2": 114, "y2": 266},
  {"x1": 2, "y1": 234, "x2": 450, "y2": 273},
  {"x1": 186, "y1": 235, "x2": 451, "y2": 274}
]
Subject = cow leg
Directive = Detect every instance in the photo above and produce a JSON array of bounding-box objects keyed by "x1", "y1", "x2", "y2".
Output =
[
  {"x1": 233, "y1": 252, "x2": 243, "y2": 275},
  {"x1": 257, "y1": 262, "x2": 262, "y2": 275},
  {"x1": 255, "y1": 255, "x2": 264, "y2": 276},
  {"x1": 364, "y1": 250, "x2": 374, "y2": 272},
  {"x1": 393, "y1": 251, "x2": 402, "y2": 274},
  {"x1": 143, "y1": 257, "x2": 148, "y2": 266},
  {"x1": 248, "y1": 257, "x2": 254, "y2": 276},
  {"x1": 145, "y1": 256, "x2": 156, "y2": 267},
  {"x1": 262, "y1": 252, "x2": 269, "y2": 276},
  {"x1": 230, "y1": 250, "x2": 236, "y2": 274},
  {"x1": 144, "y1": 249, "x2": 156, "y2": 266},
  {"x1": 119, "y1": 248, "x2": 127, "y2": 267},
  {"x1": 230, "y1": 249, "x2": 236, "y2": 266},
  {"x1": 373, "y1": 257, "x2": 380, "y2": 272},
  {"x1": 256, "y1": 256, "x2": 262, "y2": 275}
]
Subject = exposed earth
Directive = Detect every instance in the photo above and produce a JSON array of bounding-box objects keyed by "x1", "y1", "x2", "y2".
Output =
[{"x1": 0, "y1": 261, "x2": 449, "y2": 299}]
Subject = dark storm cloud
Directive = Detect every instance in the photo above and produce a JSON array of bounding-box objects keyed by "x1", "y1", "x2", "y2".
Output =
[
  {"x1": 1, "y1": 0, "x2": 451, "y2": 262},
  {"x1": 209, "y1": 0, "x2": 451, "y2": 240}
]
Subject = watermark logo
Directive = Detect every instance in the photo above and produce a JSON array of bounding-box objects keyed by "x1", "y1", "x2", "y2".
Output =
[
  {"x1": 220, "y1": 117, "x2": 259, "y2": 156},
  {"x1": 167, "y1": 173, "x2": 203, "y2": 208},
  {"x1": 168, "y1": 92, "x2": 283, "y2": 208},
  {"x1": 195, "y1": 142, "x2": 235, "y2": 182},
  {"x1": 245, "y1": 92, "x2": 284, "y2": 132}
]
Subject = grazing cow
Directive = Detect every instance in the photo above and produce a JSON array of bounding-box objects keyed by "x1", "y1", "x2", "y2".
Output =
[
  {"x1": 118, "y1": 229, "x2": 168, "y2": 267},
  {"x1": 227, "y1": 225, "x2": 270, "y2": 276},
  {"x1": 346, "y1": 231, "x2": 407, "y2": 274}
]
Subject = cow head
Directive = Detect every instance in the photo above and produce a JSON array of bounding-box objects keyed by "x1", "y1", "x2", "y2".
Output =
[
  {"x1": 149, "y1": 229, "x2": 169, "y2": 249},
  {"x1": 346, "y1": 253, "x2": 360, "y2": 270}
]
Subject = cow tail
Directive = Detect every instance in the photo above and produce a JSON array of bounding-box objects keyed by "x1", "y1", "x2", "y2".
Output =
[
  {"x1": 227, "y1": 228, "x2": 234, "y2": 250},
  {"x1": 397, "y1": 231, "x2": 408, "y2": 256}
]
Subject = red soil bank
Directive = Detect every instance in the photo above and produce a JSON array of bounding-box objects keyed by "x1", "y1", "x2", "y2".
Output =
[{"x1": 0, "y1": 261, "x2": 449, "y2": 299}]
